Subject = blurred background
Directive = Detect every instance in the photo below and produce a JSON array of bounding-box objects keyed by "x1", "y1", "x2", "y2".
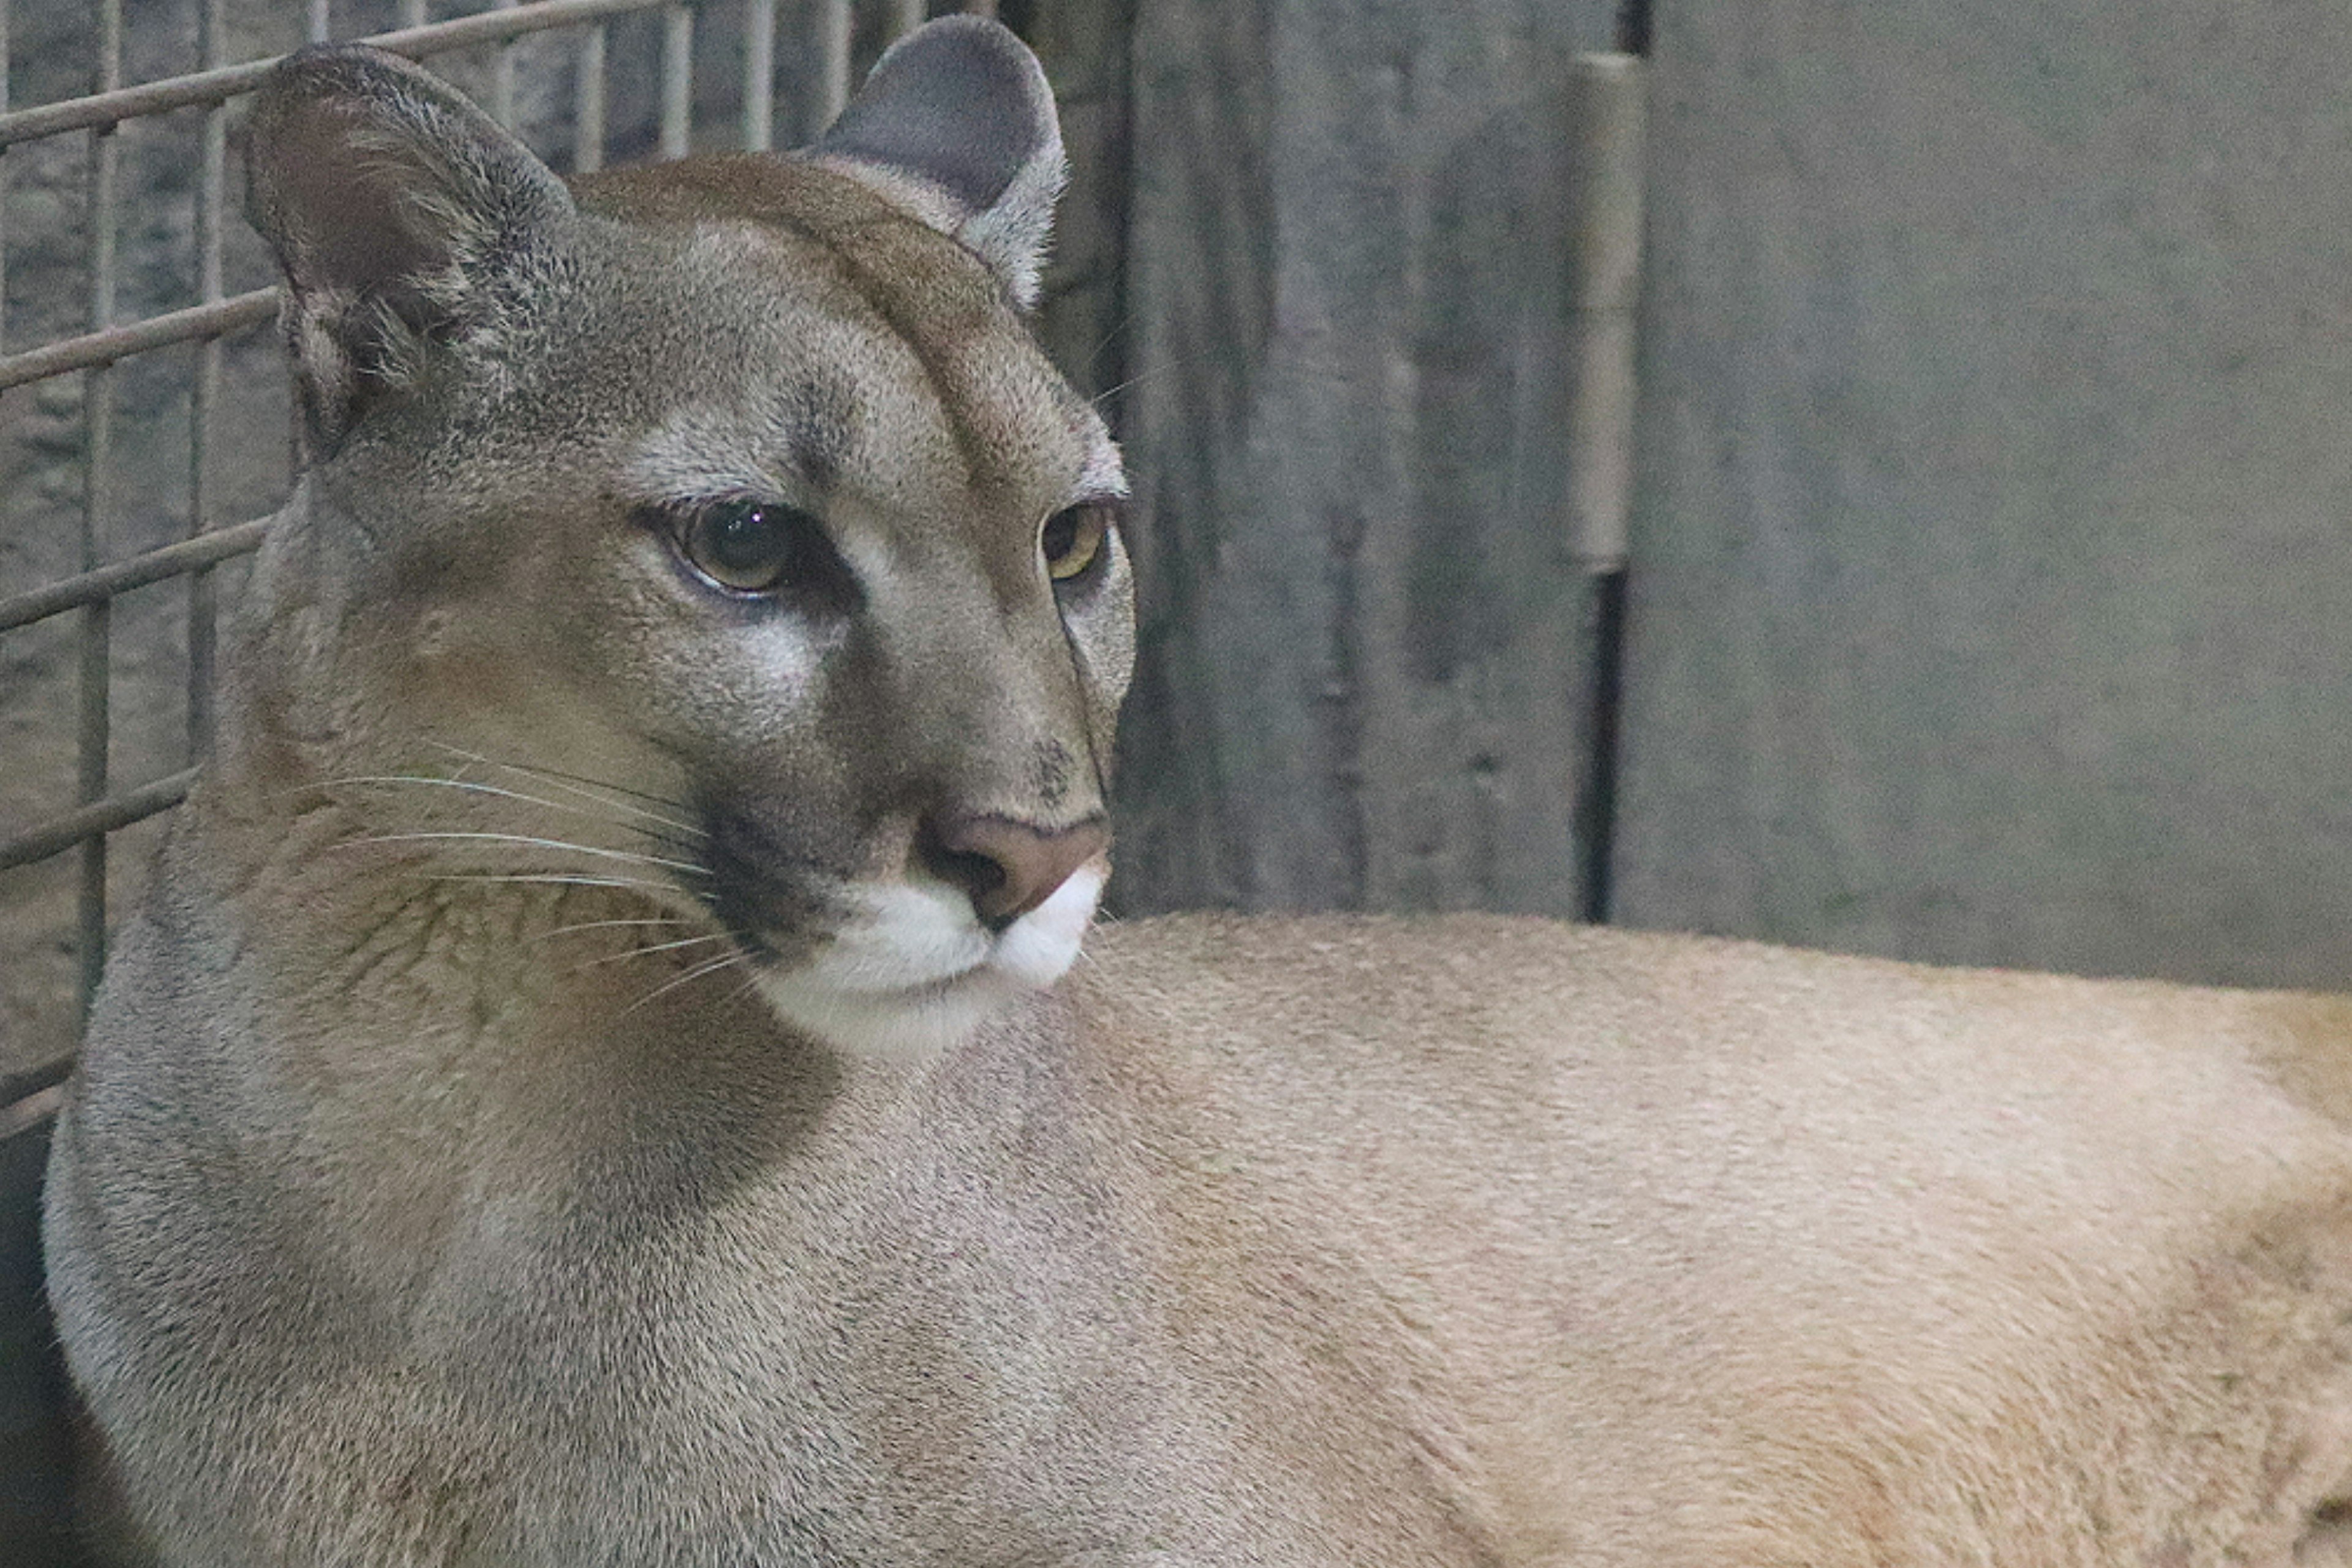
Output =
[{"x1": 10, "y1": 0, "x2": 2352, "y2": 1556}]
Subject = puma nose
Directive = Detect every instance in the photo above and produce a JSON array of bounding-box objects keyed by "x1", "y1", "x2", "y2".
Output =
[{"x1": 921, "y1": 812, "x2": 1109, "y2": 931}]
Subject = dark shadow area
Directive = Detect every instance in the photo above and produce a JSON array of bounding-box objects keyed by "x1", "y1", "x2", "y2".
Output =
[{"x1": 1, "y1": 1120, "x2": 94, "y2": 1568}]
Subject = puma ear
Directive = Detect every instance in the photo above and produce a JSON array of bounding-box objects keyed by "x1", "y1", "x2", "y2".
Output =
[
  {"x1": 809, "y1": 17, "x2": 1066, "y2": 309},
  {"x1": 244, "y1": 44, "x2": 576, "y2": 450}
]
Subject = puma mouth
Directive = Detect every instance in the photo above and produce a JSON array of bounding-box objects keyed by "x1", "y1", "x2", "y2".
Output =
[{"x1": 738, "y1": 863, "x2": 1106, "y2": 1057}]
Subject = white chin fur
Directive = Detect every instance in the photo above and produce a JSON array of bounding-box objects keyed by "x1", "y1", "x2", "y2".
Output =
[{"x1": 753, "y1": 865, "x2": 1104, "y2": 1059}]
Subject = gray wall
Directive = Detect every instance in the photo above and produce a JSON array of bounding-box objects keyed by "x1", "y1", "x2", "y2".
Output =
[
  {"x1": 1615, "y1": 2, "x2": 2352, "y2": 989},
  {"x1": 1112, "y1": 0, "x2": 1620, "y2": 916}
]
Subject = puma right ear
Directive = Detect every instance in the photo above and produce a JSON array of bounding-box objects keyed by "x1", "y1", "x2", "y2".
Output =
[
  {"x1": 244, "y1": 45, "x2": 576, "y2": 450},
  {"x1": 810, "y1": 17, "x2": 1066, "y2": 309}
]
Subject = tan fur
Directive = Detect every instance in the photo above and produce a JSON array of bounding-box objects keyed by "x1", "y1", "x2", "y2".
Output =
[{"x1": 43, "y1": 25, "x2": 2352, "y2": 1567}]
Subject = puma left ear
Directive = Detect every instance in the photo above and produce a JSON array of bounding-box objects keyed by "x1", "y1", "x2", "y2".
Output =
[
  {"x1": 245, "y1": 44, "x2": 576, "y2": 450},
  {"x1": 809, "y1": 17, "x2": 1066, "y2": 309}
]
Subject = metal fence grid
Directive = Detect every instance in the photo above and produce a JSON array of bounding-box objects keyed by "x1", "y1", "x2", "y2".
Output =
[{"x1": 0, "y1": 0, "x2": 999, "y2": 1140}]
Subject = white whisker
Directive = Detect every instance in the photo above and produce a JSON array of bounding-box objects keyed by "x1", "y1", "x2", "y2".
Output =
[
  {"x1": 427, "y1": 744, "x2": 704, "y2": 839},
  {"x1": 417, "y1": 872, "x2": 679, "y2": 894},
  {"x1": 575, "y1": 931, "x2": 738, "y2": 971},
  {"x1": 525, "y1": 916, "x2": 698, "y2": 944},
  {"x1": 337, "y1": 831, "x2": 709, "y2": 879},
  {"x1": 309, "y1": 773, "x2": 710, "y2": 845},
  {"x1": 622, "y1": 949, "x2": 750, "y2": 1016}
]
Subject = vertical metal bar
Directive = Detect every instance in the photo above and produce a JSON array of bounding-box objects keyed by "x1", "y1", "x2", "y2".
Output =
[
  {"x1": 741, "y1": 0, "x2": 774, "y2": 153},
  {"x1": 400, "y1": 0, "x2": 429, "y2": 27},
  {"x1": 890, "y1": 0, "x2": 927, "y2": 39},
  {"x1": 573, "y1": 23, "x2": 606, "y2": 173},
  {"x1": 308, "y1": 0, "x2": 331, "y2": 43},
  {"x1": 659, "y1": 3, "x2": 693, "y2": 159},
  {"x1": 815, "y1": 0, "x2": 851, "y2": 126},
  {"x1": 490, "y1": 0, "x2": 519, "y2": 126},
  {"x1": 1561, "y1": 53, "x2": 1645, "y2": 571},
  {"x1": 0, "y1": 0, "x2": 11, "y2": 356},
  {"x1": 79, "y1": 0, "x2": 126, "y2": 1016},
  {"x1": 187, "y1": 0, "x2": 227, "y2": 765}
]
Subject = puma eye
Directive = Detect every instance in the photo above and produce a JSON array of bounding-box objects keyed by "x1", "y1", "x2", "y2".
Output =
[
  {"x1": 1041, "y1": 503, "x2": 1112, "y2": 584},
  {"x1": 673, "y1": 499, "x2": 816, "y2": 595}
]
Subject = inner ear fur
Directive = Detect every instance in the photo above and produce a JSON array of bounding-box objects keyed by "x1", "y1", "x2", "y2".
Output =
[
  {"x1": 244, "y1": 45, "x2": 576, "y2": 450},
  {"x1": 810, "y1": 16, "x2": 1067, "y2": 309}
]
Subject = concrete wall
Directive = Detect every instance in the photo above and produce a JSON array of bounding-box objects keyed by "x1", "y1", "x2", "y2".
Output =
[{"x1": 1614, "y1": 1, "x2": 2352, "y2": 989}]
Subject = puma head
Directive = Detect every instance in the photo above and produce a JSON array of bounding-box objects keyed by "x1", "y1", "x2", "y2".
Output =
[{"x1": 236, "y1": 19, "x2": 1130, "y2": 1057}]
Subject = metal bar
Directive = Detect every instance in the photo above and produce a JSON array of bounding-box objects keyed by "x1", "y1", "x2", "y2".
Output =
[
  {"x1": 491, "y1": 0, "x2": 519, "y2": 125},
  {"x1": 659, "y1": 4, "x2": 693, "y2": 158},
  {"x1": 0, "y1": 769, "x2": 199, "y2": 876},
  {"x1": 401, "y1": 0, "x2": 430, "y2": 28},
  {"x1": 1, "y1": 1077, "x2": 70, "y2": 1147},
  {"x1": 573, "y1": 23, "x2": 606, "y2": 172},
  {"x1": 79, "y1": 0, "x2": 125, "y2": 1017},
  {"x1": 815, "y1": 0, "x2": 850, "y2": 126},
  {"x1": 0, "y1": 0, "x2": 676, "y2": 149},
  {"x1": 0, "y1": 0, "x2": 11, "y2": 355},
  {"x1": 0, "y1": 288, "x2": 277, "y2": 391},
  {"x1": 0, "y1": 519, "x2": 271, "y2": 635},
  {"x1": 309, "y1": 0, "x2": 332, "y2": 43},
  {"x1": 741, "y1": 0, "x2": 774, "y2": 152},
  {"x1": 890, "y1": 0, "x2": 926, "y2": 39},
  {"x1": 187, "y1": 0, "x2": 228, "y2": 765},
  {"x1": 1560, "y1": 52, "x2": 1645, "y2": 571},
  {"x1": 961, "y1": 0, "x2": 997, "y2": 17}
]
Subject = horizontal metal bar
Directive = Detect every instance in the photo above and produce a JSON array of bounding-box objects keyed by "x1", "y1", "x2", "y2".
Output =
[
  {"x1": 0, "y1": 0, "x2": 677, "y2": 148},
  {"x1": 0, "y1": 286, "x2": 276, "y2": 391},
  {"x1": 0, "y1": 767, "x2": 198, "y2": 874},
  {"x1": 0, "y1": 1080, "x2": 67, "y2": 1145},
  {"x1": 1, "y1": 1053, "x2": 73, "y2": 1114},
  {"x1": 0, "y1": 517, "x2": 268, "y2": 633}
]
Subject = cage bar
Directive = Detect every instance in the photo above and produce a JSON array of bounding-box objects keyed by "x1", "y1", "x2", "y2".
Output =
[
  {"x1": 78, "y1": 0, "x2": 126, "y2": 1016},
  {"x1": 660, "y1": 4, "x2": 693, "y2": 157},
  {"x1": 188, "y1": 0, "x2": 230, "y2": 765},
  {"x1": 742, "y1": 0, "x2": 774, "y2": 152},
  {"x1": 816, "y1": 0, "x2": 850, "y2": 126},
  {"x1": 0, "y1": 0, "x2": 774, "y2": 1133},
  {"x1": 492, "y1": 0, "x2": 520, "y2": 124},
  {"x1": 575, "y1": 23, "x2": 607, "y2": 171},
  {"x1": 0, "y1": 0, "x2": 677, "y2": 148}
]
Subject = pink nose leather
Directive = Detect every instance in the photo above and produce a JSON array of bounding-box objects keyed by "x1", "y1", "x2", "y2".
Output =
[{"x1": 923, "y1": 812, "x2": 1109, "y2": 930}]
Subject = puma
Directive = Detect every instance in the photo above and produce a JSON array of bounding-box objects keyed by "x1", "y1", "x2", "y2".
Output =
[{"x1": 40, "y1": 18, "x2": 2352, "y2": 1566}]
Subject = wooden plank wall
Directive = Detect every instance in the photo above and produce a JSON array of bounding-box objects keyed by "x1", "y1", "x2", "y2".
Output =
[
  {"x1": 1614, "y1": 2, "x2": 2352, "y2": 989},
  {"x1": 1109, "y1": 0, "x2": 1621, "y2": 917}
]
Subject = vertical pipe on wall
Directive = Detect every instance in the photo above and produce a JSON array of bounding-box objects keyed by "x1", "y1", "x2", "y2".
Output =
[
  {"x1": 574, "y1": 23, "x2": 608, "y2": 172},
  {"x1": 815, "y1": 0, "x2": 851, "y2": 126},
  {"x1": 659, "y1": 3, "x2": 693, "y2": 157},
  {"x1": 742, "y1": 0, "x2": 775, "y2": 151},
  {"x1": 491, "y1": 0, "x2": 520, "y2": 127},
  {"x1": 1562, "y1": 53, "x2": 1645, "y2": 573},
  {"x1": 1560, "y1": 51, "x2": 1646, "y2": 924}
]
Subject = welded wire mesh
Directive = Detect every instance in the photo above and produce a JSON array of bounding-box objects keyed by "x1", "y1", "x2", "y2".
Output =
[{"x1": 0, "y1": 0, "x2": 1005, "y2": 1136}]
